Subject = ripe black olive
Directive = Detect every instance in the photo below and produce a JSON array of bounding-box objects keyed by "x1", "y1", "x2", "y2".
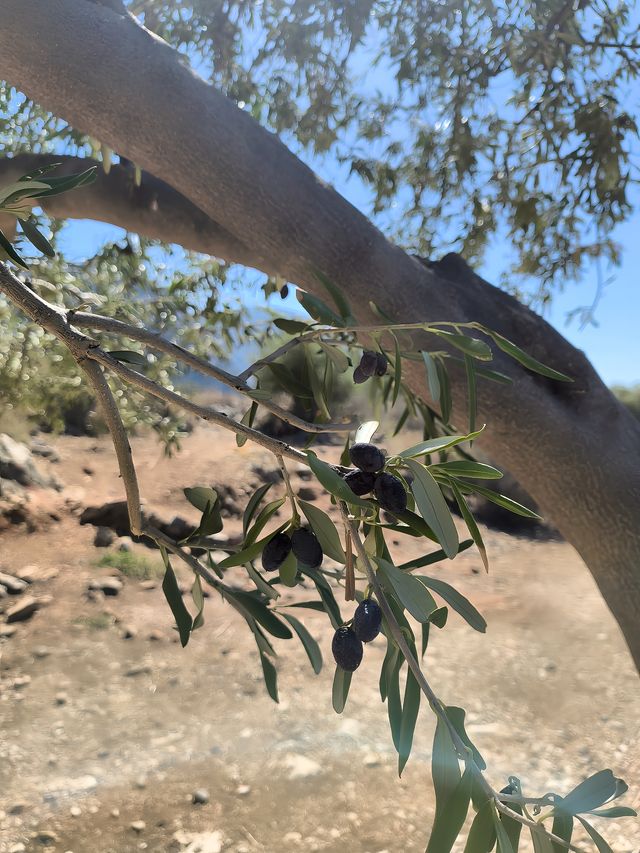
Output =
[
  {"x1": 349, "y1": 442, "x2": 385, "y2": 473},
  {"x1": 353, "y1": 364, "x2": 368, "y2": 384},
  {"x1": 374, "y1": 472, "x2": 407, "y2": 514},
  {"x1": 375, "y1": 353, "x2": 388, "y2": 376},
  {"x1": 359, "y1": 350, "x2": 378, "y2": 377},
  {"x1": 344, "y1": 469, "x2": 376, "y2": 496},
  {"x1": 331, "y1": 626, "x2": 363, "y2": 671},
  {"x1": 280, "y1": 283, "x2": 289, "y2": 299},
  {"x1": 261, "y1": 532, "x2": 292, "y2": 572},
  {"x1": 291, "y1": 527, "x2": 323, "y2": 568},
  {"x1": 353, "y1": 598, "x2": 382, "y2": 643}
]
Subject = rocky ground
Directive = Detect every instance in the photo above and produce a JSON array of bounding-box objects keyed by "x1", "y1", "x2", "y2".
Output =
[{"x1": 0, "y1": 424, "x2": 638, "y2": 853}]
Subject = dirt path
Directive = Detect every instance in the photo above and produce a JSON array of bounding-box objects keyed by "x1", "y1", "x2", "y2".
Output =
[{"x1": 0, "y1": 426, "x2": 638, "y2": 852}]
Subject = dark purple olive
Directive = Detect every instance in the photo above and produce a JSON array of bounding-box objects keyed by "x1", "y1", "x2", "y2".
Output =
[
  {"x1": 331, "y1": 626, "x2": 363, "y2": 671},
  {"x1": 375, "y1": 353, "x2": 388, "y2": 376},
  {"x1": 261, "y1": 532, "x2": 292, "y2": 572},
  {"x1": 353, "y1": 365, "x2": 369, "y2": 384},
  {"x1": 353, "y1": 598, "x2": 382, "y2": 643},
  {"x1": 344, "y1": 469, "x2": 376, "y2": 496},
  {"x1": 349, "y1": 443, "x2": 385, "y2": 473},
  {"x1": 291, "y1": 527, "x2": 323, "y2": 568},
  {"x1": 280, "y1": 283, "x2": 289, "y2": 299},
  {"x1": 358, "y1": 350, "x2": 378, "y2": 377},
  {"x1": 374, "y1": 472, "x2": 407, "y2": 514}
]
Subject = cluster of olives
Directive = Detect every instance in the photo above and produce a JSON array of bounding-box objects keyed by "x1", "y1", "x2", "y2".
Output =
[
  {"x1": 261, "y1": 526, "x2": 323, "y2": 572},
  {"x1": 332, "y1": 598, "x2": 382, "y2": 671},
  {"x1": 353, "y1": 350, "x2": 388, "y2": 384},
  {"x1": 343, "y1": 442, "x2": 407, "y2": 515}
]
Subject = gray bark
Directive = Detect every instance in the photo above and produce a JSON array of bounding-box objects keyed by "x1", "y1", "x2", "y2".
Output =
[{"x1": 1, "y1": 0, "x2": 639, "y2": 669}]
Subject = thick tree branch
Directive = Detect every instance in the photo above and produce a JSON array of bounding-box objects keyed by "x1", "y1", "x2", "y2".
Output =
[{"x1": 0, "y1": 154, "x2": 260, "y2": 268}]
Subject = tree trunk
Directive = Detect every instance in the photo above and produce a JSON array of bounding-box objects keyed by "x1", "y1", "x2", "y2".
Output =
[{"x1": 1, "y1": 0, "x2": 639, "y2": 669}]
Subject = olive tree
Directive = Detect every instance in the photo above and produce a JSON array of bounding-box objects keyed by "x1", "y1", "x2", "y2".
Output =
[{"x1": 0, "y1": 1, "x2": 639, "y2": 849}]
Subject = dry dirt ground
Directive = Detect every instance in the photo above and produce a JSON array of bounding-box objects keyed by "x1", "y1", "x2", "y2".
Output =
[{"x1": 0, "y1": 424, "x2": 638, "y2": 853}]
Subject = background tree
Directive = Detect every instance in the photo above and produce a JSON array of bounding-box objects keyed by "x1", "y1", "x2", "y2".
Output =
[{"x1": 0, "y1": 0, "x2": 639, "y2": 678}]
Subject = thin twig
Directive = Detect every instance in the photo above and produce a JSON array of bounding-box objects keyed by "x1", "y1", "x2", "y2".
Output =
[
  {"x1": 70, "y1": 311, "x2": 356, "y2": 433},
  {"x1": 276, "y1": 453, "x2": 299, "y2": 524}
]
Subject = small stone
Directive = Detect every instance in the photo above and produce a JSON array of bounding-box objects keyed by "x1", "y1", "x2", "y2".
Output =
[
  {"x1": 110, "y1": 808, "x2": 120, "y2": 818},
  {"x1": 363, "y1": 752, "x2": 381, "y2": 767},
  {"x1": 147, "y1": 629, "x2": 163, "y2": 641},
  {"x1": 55, "y1": 692, "x2": 68, "y2": 705},
  {"x1": 94, "y1": 526, "x2": 115, "y2": 548},
  {"x1": 33, "y1": 645, "x2": 51, "y2": 658},
  {"x1": 235, "y1": 784, "x2": 251, "y2": 796},
  {"x1": 117, "y1": 536, "x2": 133, "y2": 552},
  {"x1": 130, "y1": 820, "x2": 146, "y2": 833},
  {"x1": 283, "y1": 832, "x2": 303, "y2": 844},
  {"x1": 126, "y1": 664, "x2": 152, "y2": 677},
  {"x1": 70, "y1": 805, "x2": 81, "y2": 817},
  {"x1": 9, "y1": 801, "x2": 27, "y2": 814},
  {"x1": 13, "y1": 675, "x2": 32, "y2": 689},
  {"x1": 284, "y1": 754, "x2": 322, "y2": 780},
  {"x1": 192, "y1": 788, "x2": 210, "y2": 805},
  {"x1": 0, "y1": 571, "x2": 29, "y2": 594},
  {"x1": 135, "y1": 776, "x2": 147, "y2": 789},
  {"x1": 6, "y1": 595, "x2": 40, "y2": 622},
  {"x1": 9, "y1": 844, "x2": 26, "y2": 853},
  {"x1": 0, "y1": 624, "x2": 17, "y2": 638},
  {"x1": 88, "y1": 577, "x2": 123, "y2": 596},
  {"x1": 15, "y1": 565, "x2": 58, "y2": 583},
  {"x1": 296, "y1": 486, "x2": 318, "y2": 502},
  {"x1": 122, "y1": 625, "x2": 138, "y2": 640},
  {"x1": 33, "y1": 830, "x2": 59, "y2": 845},
  {"x1": 140, "y1": 580, "x2": 157, "y2": 591}
]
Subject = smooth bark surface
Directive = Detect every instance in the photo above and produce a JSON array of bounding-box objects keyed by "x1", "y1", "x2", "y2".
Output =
[{"x1": 1, "y1": 0, "x2": 639, "y2": 668}]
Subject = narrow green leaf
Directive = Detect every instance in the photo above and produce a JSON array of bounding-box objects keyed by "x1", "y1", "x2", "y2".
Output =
[
  {"x1": 228, "y1": 590, "x2": 292, "y2": 639},
  {"x1": 558, "y1": 770, "x2": 621, "y2": 816},
  {"x1": 243, "y1": 482, "x2": 273, "y2": 536},
  {"x1": 530, "y1": 828, "x2": 554, "y2": 853},
  {"x1": 107, "y1": 349, "x2": 148, "y2": 367},
  {"x1": 386, "y1": 657, "x2": 403, "y2": 751},
  {"x1": 399, "y1": 427, "x2": 486, "y2": 459},
  {"x1": 245, "y1": 561, "x2": 279, "y2": 599},
  {"x1": 379, "y1": 638, "x2": 401, "y2": 701},
  {"x1": 278, "y1": 548, "x2": 298, "y2": 586},
  {"x1": 313, "y1": 269, "x2": 353, "y2": 321},
  {"x1": 332, "y1": 665, "x2": 352, "y2": 713},
  {"x1": 218, "y1": 524, "x2": 287, "y2": 568},
  {"x1": 319, "y1": 342, "x2": 350, "y2": 372},
  {"x1": 298, "y1": 499, "x2": 346, "y2": 563},
  {"x1": 421, "y1": 621, "x2": 430, "y2": 658},
  {"x1": 306, "y1": 450, "x2": 371, "y2": 507},
  {"x1": 494, "y1": 808, "x2": 518, "y2": 853},
  {"x1": 273, "y1": 317, "x2": 310, "y2": 334},
  {"x1": 184, "y1": 486, "x2": 218, "y2": 513},
  {"x1": 297, "y1": 288, "x2": 343, "y2": 326},
  {"x1": 575, "y1": 817, "x2": 614, "y2": 853},
  {"x1": 393, "y1": 405, "x2": 410, "y2": 437},
  {"x1": 432, "y1": 329, "x2": 493, "y2": 360},
  {"x1": 0, "y1": 229, "x2": 29, "y2": 268},
  {"x1": 431, "y1": 717, "x2": 462, "y2": 821},
  {"x1": 398, "y1": 667, "x2": 421, "y2": 775},
  {"x1": 398, "y1": 539, "x2": 474, "y2": 570},
  {"x1": 405, "y1": 459, "x2": 459, "y2": 558},
  {"x1": 160, "y1": 547, "x2": 192, "y2": 647},
  {"x1": 391, "y1": 334, "x2": 402, "y2": 406},
  {"x1": 588, "y1": 806, "x2": 637, "y2": 818},
  {"x1": 432, "y1": 461, "x2": 502, "y2": 479},
  {"x1": 28, "y1": 166, "x2": 97, "y2": 197},
  {"x1": 244, "y1": 497, "x2": 286, "y2": 547},
  {"x1": 464, "y1": 800, "x2": 497, "y2": 852},
  {"x1": 485, "y1": 328, "x2": 571, "y2": 382},
  {"x1": 462, "y1": 483, "x2": 541, "y2": 519},
  {"x1": 191, "y1": 574, "x2": 205, "y2": 631},
  {"x1": 389, "y1": 508, "x2": 438, "y2": 541},
  {"x1": 267, "y1": 361, "x2": 314, "y2": 398},
  {"x1": 282, "y1": 613, "x2": 322, "y2": 674},
  {"x1": 426, "y1": 767, "x2": 472, "y2": 853},
  {"x1": 436, "y1": 356, "x2": 452, "y2": 423},
  {"x1": 236, "y1": 401, "x2": 257, "y2": 447},
  {"x1": 375, "y1": 557, "x2": 437, "y2": 622},
  {"x1": 299, "y1": 566, "x2": 343, "y2": 629},
  {"x1": 430, "y1": 606, "x2": 448, "y2": 628},
  {"x1": 449, "y1": 479, "x2": 489, "y2": 573},
  {"x1": 422, "y1": 351, "x2": 441, "y2": 403},
  {"x1": 550, "y1": 812, "x2": 573, "y2": 853},
  {"x1": 18, "y1": 218, "x2": 55, "y2": 257},
  {"x1": 259, "y1": 647, "x2": 279, "y2": 702},
  {"x1": 305, "y1": 346, "x2": 331, "y2": 420},
  {"x1": 281, "y1": 600, "x2": 326, "y2": 612},
  {"x1": 445, "y1": 706, "x2": 486, "y2": 770},
  {"x1": 464, "y1": 353, "x2": 477, "y2": 434},
  {"x1": 417, "y1": 576, "x2": 487, "y2": 633}
]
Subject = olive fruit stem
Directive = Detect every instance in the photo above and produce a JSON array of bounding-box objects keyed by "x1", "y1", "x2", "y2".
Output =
[
  {"x1": 338, "y1": 502, "x2": 583, "y2": 853},
  {"x1": 276, "y1": 453, "x2": 300, "y2": 526}
]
